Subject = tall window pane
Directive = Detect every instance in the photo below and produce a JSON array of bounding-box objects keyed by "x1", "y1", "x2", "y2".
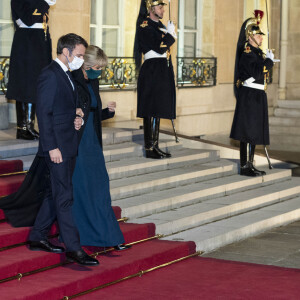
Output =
[
  {"x1": 103, "y1": 0, "x2": 119, "y2": 25},
  {"x1": 90, "y1": 0, "x2": 97, "y2": 24},
  {"x1": 184, "y1": 0, "x2": 197, "y2": 29},
  {"x1": 90, "y1": 27, "x2": 96, "y2": 45},
  {"x1": 184, "y1": 33, "x2": 196, "y2": 57},
  {"x1": 0, "y1": 1, "x2": 13, "y2": 56},
  {"x1": 102, "y1": 28, "x2": 118, "y2": 56}
]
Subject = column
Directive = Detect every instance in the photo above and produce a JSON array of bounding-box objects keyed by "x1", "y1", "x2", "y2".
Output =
[{"x1": 278, "y1": 0, "x2": 288, "y2": 100}]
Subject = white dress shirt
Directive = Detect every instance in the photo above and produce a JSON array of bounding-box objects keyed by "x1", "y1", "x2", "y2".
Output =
[{"x1": 55, "y1": 58, "x2": 74, "y2": 90}]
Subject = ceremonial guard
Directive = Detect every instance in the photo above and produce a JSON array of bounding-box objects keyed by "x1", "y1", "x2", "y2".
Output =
[
  {"x1": 6, "y1": 0, "x2": 56, "y2": 140},
  {"x1": 134, "y1": 0, "x2": 177, "y2": 159},
  {"x1": 230, "y1": 10, "x2": 276, "y2": 176}
]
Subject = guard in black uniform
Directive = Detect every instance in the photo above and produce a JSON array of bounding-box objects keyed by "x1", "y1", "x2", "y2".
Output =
[
  {"x1": 134, "y1": 0, "x2": 177, "y2": 159},
  {"x1": 230, "y1": 10, "x2": 275, "y2": 176},
  {"x1": 6, "y1": 0, "x2": 56, "y2": 140}
]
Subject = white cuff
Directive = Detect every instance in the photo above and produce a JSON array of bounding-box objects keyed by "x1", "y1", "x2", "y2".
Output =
[{"x1": 44, "y1": 0, "x2": 56, "y2": 6}]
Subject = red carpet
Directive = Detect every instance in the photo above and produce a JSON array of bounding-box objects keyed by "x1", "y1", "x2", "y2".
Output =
[
  {"x1": 0, "y1": 160, "x2": 23, "y2": 175},
  {"x1": 0, "y1": 240, "x2": 195, "y2": 299},
  {"x1": 82, "y1": 256, "x2": 300, "y2": 299},
  {"x1": 0, "y1": 222, "x2": 155, "y2": 281},
  {"x1": 0, "y1": 174, "x2": 25, "y2": 196}
]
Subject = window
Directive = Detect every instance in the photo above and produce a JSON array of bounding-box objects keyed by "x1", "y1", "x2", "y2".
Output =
[
  {"x1": 177, "y1": 0, "x2": 202, "y2": 57},
  {"x1": 90, "y1": 0, "x2": 124, "y2": 56},
  {"x1": 0, "y1": 2, "x2": 14, "y2": 56}
]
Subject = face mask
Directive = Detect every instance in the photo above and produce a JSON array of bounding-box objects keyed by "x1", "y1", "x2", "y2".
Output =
[
  {"x1": 85, "y1": 69, "x2": 102, "y2": 80},
  {"x1": 66, "y1": 52, "x2": 84, "y2": 71}
]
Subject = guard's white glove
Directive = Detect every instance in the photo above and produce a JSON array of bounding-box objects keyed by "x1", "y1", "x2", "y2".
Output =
[
  {"x1": 44, "y1": 0, "x2": 56, "y2": 6},
  {"x1": 167, "y1": 21, "x2": 177, "y2": 39},
  {"x1": 266, "y1": 49, "x2": 274, "y2": 61}
]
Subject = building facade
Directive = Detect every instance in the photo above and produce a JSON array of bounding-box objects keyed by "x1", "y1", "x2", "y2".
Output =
[{"x1": 0, "y1": 0, "x2": 299, "y2": 137}]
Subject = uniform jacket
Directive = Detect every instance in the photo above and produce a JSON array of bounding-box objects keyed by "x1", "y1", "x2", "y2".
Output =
[
  {"x1": 6, "y1": 0, "x2": 52, "y2": 103},
  {"x1": 36, "y1": 60, "x2": 79, "y2": 158},
  {"x1": 230, "y1": 43, "x2": 274, "y2": 145},
  {"x1": 136, "y1": 17, "x2": 176, "y2": 119}
]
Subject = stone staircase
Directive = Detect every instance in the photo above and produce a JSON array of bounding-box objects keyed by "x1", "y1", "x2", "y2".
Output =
[
  {"x1": 1, "y1": 127, "x2": 300, "y2": 254},
  {"x1": 270, "y1": 100, "x2": 300, "y2": 151}
]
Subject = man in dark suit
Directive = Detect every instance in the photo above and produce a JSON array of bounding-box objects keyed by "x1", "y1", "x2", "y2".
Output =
[{"x1": 28, "y1": 33, "x2": 99, "y2": 266}]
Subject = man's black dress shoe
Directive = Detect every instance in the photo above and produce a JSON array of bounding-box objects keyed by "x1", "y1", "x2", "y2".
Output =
[
  {"x1": 114, "y1": 244, "x2": 132, "y2": 251},
  {"x1": 28, "y1": 240, "x2": 65, "y2": 253},
  {"x1": 66, "y1": 249, "x2": 99, "y2": 266}
]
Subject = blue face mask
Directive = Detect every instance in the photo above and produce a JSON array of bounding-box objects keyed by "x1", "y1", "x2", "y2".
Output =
[{"x1": 85, "y1": 69, "x2": 102, "y2": 79}]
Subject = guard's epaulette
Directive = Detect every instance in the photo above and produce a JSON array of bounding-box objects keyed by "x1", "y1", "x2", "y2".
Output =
[
  {"x1": 244, "y1": 46, "x2": 251, "y2": 54},
  {"x1": 140, "y1": 21, "x2": 148, "y2": 28}
]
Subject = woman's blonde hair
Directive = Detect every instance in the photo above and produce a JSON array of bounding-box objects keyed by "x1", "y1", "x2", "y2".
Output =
[{"x1": 83, "y1": 45, "x2": 108, "y2": 69}]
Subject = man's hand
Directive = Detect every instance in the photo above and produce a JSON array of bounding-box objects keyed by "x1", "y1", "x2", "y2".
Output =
[
  {"x1": 49, "y1": 148, "x2": 63, "y2": 164},
  {"x1": 76, "y1": 108, "x2": 84, "y2": 118},
  {"x1": 74, "y1": 116, "x2": 83, "y2": 130},
  {"x1": 107, "y1": 101, "x2": 116, "y2": 112}
]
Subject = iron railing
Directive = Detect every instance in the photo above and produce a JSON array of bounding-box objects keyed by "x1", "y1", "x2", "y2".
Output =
[
  {"x1": 0, "y1": 56, "x2": 9, "y2": 95},
  {"x1": 1, "y1": 56, "x2": 224, "y2": 94},
  {"x1": 177, "y1": 57, "x2": 217, "y2": 88},
  {"x1": 0, "y1": 56, "x2": 137, "y2": 94}
]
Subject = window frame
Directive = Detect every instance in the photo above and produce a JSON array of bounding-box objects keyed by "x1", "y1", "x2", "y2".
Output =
[
  {"x1": 177, "y1": 0, "x2": 203, "y2": 58},
  {"x1": 89, "y1": 0, "x2": 124, "y2": 56}
]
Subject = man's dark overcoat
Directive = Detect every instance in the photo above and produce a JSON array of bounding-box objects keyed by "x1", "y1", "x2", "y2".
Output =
[
  {"x1": 136, "y1": 17, "x2": 176, "y2": 119},
  {"x1": 230, "y1": 43, "x2": 273, "y2": 145}
]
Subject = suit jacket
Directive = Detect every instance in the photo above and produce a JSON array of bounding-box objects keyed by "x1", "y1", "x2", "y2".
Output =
[
  {"x1": 72, "y1": 69, "x2": 115, "y2": 148},
  {"x1": 36, "y1": 60, "x2": 79, "y2": 158}
]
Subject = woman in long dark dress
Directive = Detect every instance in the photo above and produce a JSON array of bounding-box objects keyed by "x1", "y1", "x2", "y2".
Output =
[{"x1": 71, "y1": 45, "x2": 130, "y2": 250}]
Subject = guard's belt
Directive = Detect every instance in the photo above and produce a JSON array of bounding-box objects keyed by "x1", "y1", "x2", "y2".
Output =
[
  {"x1": 16, "y1": 18, "x2": 44, "y2": 29},
  {"x1": 144, "y1": 50, "x2": 167, "y2": 61},
  {"x1": 242, "y1": 77, "x2": 265, "y2": 91}
]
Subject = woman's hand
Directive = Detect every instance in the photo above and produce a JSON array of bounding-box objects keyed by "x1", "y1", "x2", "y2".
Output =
[
  {"x1": 107, "y1": 101, "x2": 116, "y2": 112},
  {"x1": 76, "y1": 108, "x2": 84, "y2": 118}
]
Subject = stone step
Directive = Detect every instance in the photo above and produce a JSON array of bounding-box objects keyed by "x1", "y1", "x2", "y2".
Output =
[
  {"x1": 274, "y1": 107, "x2": 300, "y2": 118},
  {"x1": 132, "y1": 178, "x2": 300, "y2": 235},
  {"x1": 166, "y1": 196, "x2": 300, "y2": 253},
  {"x1": 5, "y1": 146, "x2": 205, "y2": 175},
  {"x1": 0, "y1": 139, "x2": 38, "y2": 159},
  {"x1": 103, "y1": 139, "x2": 181, "y2": 162},
  {"x1": 106, "y1": 148, "x2": 219, "y2": 180},
  {"x1": 269, "y1": 116, "x2": 300, "y2": 127},
  {"x1": 110, "y1": 159, "x2": 237, "y2": 201},
  {"x1": 102, "y1": 128, "x2": 144, "y2": 145},
  {"x1": 0, "y1": 138, "x2": 180, "y2": 163},
  {"x1": 0, "y1": 128, "x2": 144, "y2": 159},
  {"x1": 270, "y1": 125, "x2": 300, "y2": 136},
  {"x1": 114, "y1": 168, "x2": 291, "y2": 219},
  {"x1": 277, "y1": 100, "x2": 300, "y2": 109}
]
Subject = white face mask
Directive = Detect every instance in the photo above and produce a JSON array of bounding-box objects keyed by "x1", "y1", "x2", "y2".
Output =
[{"x1": 67, "y1": 52, "x2": 84, "y2": 71}]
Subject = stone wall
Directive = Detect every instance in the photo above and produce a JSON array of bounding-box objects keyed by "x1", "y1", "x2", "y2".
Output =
[{"x1": 5, "y1": 0, "x2": 291, "y2": 138}]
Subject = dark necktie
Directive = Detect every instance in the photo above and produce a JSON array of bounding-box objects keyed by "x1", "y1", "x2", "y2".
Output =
[{"x1": 66, "y1": 70, "x2": 75, "y2": 90}]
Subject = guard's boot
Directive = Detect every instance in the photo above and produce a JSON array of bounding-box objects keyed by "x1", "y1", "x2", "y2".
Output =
[
  {"x1": 239, "y1": 142, "x2": 260, "y2": 177},
  {"x1": 143, "y1": 118, "x2": 163, "y2": 159},
  {"x1": 27, "y1": 103, "x2": 39, "y2": 139},
  {"x1": 152, "y1": 118, "x2": 171, "y2": 158},
  {"x1": 249, "y1": 144, "x2": 266, "y2": 175},
  {"x1": 16, "y1": 102, "x2": 37, "y2": 140}
]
